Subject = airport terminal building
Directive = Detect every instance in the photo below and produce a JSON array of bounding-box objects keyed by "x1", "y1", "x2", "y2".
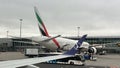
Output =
[
  {"x1": 0, "y1": 36, "x2": 120, "y2": 53},
  {"x1": 0, "y1": 38, "x2": 42, "y2": 52},
  {"x1": 65, "y1": 36, "x2": 120, "y2": 44}
]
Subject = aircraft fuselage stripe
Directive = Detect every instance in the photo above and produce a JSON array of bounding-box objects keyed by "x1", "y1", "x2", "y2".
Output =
[{"x1": 52, "y1": 38, "x2": 60, "y2": 48}]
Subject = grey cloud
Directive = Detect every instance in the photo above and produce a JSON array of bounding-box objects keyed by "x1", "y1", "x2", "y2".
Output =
[{"x1": 1, "y1": 0, "x2": 120, "y2": 37}]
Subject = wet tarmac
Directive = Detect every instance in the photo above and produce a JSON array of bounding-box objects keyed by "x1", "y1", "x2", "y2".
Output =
[
  {"x1": 86, "y1": 54, "x2": 120, "y2": 67},
  {"x1": 0, "y1": 52, "x2": 27, "y2": 61}
]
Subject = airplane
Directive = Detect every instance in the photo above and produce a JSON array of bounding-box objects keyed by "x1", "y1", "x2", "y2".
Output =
[
  {"x1": 0, "y1": 34, "x2": 87, "y2": 68},
  {"x1": 31, "y1": 7, "x2": 97, "y2": 54},
  {"x1": 12, "y1": 7, "x2": 96, "y2": 54}
]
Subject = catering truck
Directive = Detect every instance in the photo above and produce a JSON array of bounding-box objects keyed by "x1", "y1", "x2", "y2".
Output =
[{"x1": 24, "y1": 48, "x2": 39, "y2": 57}]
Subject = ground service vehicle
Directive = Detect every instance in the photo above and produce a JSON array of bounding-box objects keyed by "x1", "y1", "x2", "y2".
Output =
[
  {"x1": 47, "y1": 55, "x2": 85, "y2": 66},
  {"x1": 25, "y1": 48, "x2": 39, "y2": 57}
]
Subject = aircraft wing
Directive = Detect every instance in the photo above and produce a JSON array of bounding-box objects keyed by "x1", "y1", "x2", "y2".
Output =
[
  {"x1": 41, "y1": 35, "x2": 61, "y2": 42},
  {"x1": 13, "y1": 41, "x2": 39, "y2": 45},
  {"x1": 0, "y1": 34, "x2": 87, "y2": 68},
  {"x1": 0, "y1": 55, "x2": 70, "y2": 68},
  {"x1": 12, "y1": 35, "x2": 61, "y2": 45}
]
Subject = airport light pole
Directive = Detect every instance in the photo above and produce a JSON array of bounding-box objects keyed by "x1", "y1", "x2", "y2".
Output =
[
  {"x1": 77, "y1": 27, "x2": 80, "y2": 37},
  {"x1": 19, "y1": 19, "x2": 23, "y2": 51},
  {"x1": 20, "y1": 19, "x2": 22, "y2": 38},
  {"x1": 6, "y1": 30, "x2": 9, "y2": 38}
]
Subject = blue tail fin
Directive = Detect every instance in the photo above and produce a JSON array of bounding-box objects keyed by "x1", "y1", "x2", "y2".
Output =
[{"x1": 64, "y1": 34, "x2": 87, "y2": 55}]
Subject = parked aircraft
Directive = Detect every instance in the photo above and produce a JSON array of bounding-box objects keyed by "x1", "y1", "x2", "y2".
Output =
[
  {"x1": 0, "y1": 34, "x2": 87, "y2": 68},
  {"x1": 12, "y1": 7, "x2": 96, "y2": 54},
  {"x1": 32, "y1": 7, "x2": 97, "y2": 54}
]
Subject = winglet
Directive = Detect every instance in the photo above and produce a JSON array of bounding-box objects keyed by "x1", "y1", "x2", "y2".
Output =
[{"x1": 64, "y1": 34, "x2": 87, "y2": 55}]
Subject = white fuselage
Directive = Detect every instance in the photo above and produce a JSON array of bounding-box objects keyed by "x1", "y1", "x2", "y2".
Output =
[{"x1": 30, "y1": 36, "x2": 90, "y2": 51}]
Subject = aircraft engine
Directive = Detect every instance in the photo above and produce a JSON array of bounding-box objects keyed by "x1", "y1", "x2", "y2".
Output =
[{"x1": 88, "y1": 46, "x2": 97, "y2": 54}]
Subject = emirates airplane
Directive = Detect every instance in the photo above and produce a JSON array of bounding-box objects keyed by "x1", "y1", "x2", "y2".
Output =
[
  {"x1": 0, "y1": 34, "x2": 87, "y2": 68},
  {"x1": 30, "y1": 7, "x2": 97, "y2": 54},
  {"x1": 13, "y1": 7, "x2": 96, "y2": 54}
]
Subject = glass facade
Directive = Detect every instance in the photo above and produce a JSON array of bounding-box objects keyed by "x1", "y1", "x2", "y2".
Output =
[
  {"x1": 12, "y1": 38, "x2": 41, "y2": 52},
  {"x1": 64, "y1": 36, "x2": 120, "y2": 45}
]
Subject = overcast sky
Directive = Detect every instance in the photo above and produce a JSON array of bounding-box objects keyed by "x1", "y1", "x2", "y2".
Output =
[{"x1": 1, "y1": 0, "x2": 120, "y2": 37}]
